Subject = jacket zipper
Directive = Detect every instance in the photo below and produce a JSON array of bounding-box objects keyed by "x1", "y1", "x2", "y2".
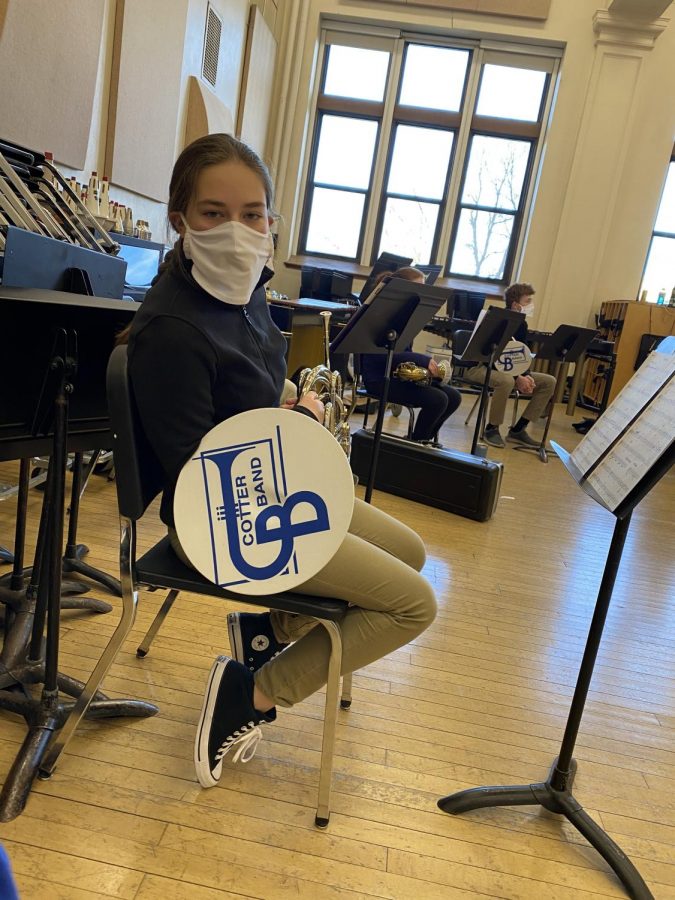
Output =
[{"x1": 242, "y1": 306, "x2": 273, "y2": 377}]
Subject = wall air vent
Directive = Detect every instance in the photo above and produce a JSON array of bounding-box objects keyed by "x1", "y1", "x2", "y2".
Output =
[{"x1": 202, "y1": 4, "x2": 222, "y2": 88}]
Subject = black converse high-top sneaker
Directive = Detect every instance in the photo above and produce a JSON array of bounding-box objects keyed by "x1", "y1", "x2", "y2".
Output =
[
  {"x1": 228, "y1": 612, "x2": 289, "y2": 672},
  {"x1": 194, "y1": 655, "x2": 276, "y2": 788}
]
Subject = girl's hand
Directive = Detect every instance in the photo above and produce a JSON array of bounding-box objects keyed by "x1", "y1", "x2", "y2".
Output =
[
  {"x1": 281, "y1": 398, "x2": 297, "y2": 409},
  {"x1": 296, "y1": 390, "x2": 325, "y2": 422},
  {"x1": 427, "y1": 359, "x2": 440, "y2": 378}
]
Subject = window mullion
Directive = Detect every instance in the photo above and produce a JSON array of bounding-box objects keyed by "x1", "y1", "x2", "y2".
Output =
[
  {"x1": 508, "y1": 57, "x2": 560, "y2": 278},
  {"x1": 435, "y1": 47, "x2": 484, "y2": 270},
  {"x1": 358, "y1": 39, "x2": 405, "y2": 266}
]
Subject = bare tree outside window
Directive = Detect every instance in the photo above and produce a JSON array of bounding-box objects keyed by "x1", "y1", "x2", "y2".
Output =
[{"x1": 450, "y1": 137, "x2": 530, "y2": 279}]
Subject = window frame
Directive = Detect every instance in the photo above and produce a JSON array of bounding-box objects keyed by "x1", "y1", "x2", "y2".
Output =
[
  {"x1": 639, "y1": 148, "x2": 675, "y2": 303},
  {"x1": 446, "y1": 130, "x2": 538, "y2": 282},
  {"x1": 296, "y1": 26, "x2": 560, "y2": 285}
]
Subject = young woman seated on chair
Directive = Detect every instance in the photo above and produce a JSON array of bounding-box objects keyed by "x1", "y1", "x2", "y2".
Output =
[
  {"x1": 120, "y1": 134, "x2": 437, "y2": 788},
  {"x1": 359, "y1": 267, "x2": 461, "y2": 446}
]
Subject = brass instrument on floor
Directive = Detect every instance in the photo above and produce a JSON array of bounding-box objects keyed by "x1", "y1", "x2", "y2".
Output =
[
  {"x1": 297, "y1": 311, "x2": 351, "y2": 456},
  {"x1": 394, "y1": 359, "x2": 451, "y2": 386}
]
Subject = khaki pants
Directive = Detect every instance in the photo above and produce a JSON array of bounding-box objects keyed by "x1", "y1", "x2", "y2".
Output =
[
  {"x1": 170, "y1": 498, "x2": 436, "y2": 707},
  {"x1": 464, "y1": 365, "x2": 556, "y2": 428}
]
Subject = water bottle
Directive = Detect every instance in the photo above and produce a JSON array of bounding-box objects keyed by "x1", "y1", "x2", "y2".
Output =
[{"x1": 656, "y1": 288, "x2": 666, "y2": 305}]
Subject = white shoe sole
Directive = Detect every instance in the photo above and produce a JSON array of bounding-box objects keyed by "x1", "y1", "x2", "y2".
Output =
[
  {"x1": 194, "y1": 655, "x2": 228, "y2": 788},
  {"x1": 227, "y1": 613, "x2": 244, "y2": 665}
]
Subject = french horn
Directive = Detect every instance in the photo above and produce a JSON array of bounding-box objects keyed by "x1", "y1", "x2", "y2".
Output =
[
  {"x1": 297, "y1": 311, "x2": 351, "y2": 456},
  {"x1": 394, "y1": 359, "x2": 452, "y2": 386}
]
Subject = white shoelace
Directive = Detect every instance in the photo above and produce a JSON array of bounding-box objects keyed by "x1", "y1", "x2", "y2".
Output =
[{"x1": 215, "y1": 722, "x2": 264, "y2": 765}]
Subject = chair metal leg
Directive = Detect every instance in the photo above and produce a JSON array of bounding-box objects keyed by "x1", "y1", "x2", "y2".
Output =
[
  {"x1": 340, "y1": 672, "x2": 353, "y2": 709},
  {"x1": 465, "y1": 396, "x2": 479, "y2": 426},
  {"x1": 405, "y1": 408, "x2": 415, "y2": 439},
  {"x1": 511, "y1": 391, "x2": 521, "y2": 427},
  {"x1": 38, "y1": 517, "x2": 157, "y2": 777},
  {"x1": 136, "y1": 589, "x2": 179, "y2": 657},
  {"x1": 314, "y1": 617, "x2": 343, "y2": 828}
]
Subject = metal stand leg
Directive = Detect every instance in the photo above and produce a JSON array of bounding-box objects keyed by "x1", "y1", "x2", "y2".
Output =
[
  {"x1": 365, "y1": 334, "x2": 397, "y2": 504},
  {"x1": 513, "y1": 365, "x2": 561, "y2": 464},
  {"x1": 0, "y1": 458, "x2": 111, "y2": 613},
  {"x1": 471, "y1": 350, "x2": 497, "y2": 457},
  {"x1": 62, "y1": 452, "x2": 122, "y2": 598},
  {"x1": 437, "y1": 514, "x2": 653, "y2": 900}
]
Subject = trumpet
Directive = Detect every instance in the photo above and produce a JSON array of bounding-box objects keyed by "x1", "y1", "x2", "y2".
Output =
[
  {"x1": 297, "y1": 311, "x2": 351, "y2": 456},
  {"x1": 394, "y1": 359, "x2": 451, "y2": 386}
]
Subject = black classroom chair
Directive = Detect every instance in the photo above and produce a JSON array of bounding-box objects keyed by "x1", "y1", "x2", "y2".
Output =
[{"x1": 48, "y1": 345, "x2": 353, "y2": 828}]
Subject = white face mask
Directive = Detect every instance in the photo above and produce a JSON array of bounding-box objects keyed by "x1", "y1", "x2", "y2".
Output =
[
  {"x1": 181, "y1": 217, "x2": 274, "y2": 306},
  {"x1": 523, "y1": 304, "x2": 535, "y2": 318}
]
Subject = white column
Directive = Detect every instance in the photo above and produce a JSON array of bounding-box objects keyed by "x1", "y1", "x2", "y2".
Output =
[{"x1": 540, "y1": 9, "x2": 669, "y2": 330}]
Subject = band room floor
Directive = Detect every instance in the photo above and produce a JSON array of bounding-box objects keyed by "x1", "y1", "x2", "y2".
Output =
[{"x1": 0, "y1": 394, "x2": 673, "y2": 900}]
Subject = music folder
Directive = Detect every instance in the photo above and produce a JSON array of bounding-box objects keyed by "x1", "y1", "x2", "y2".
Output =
[{"x1": 554, "y1": 338, "x2": 675, "y2": 514}]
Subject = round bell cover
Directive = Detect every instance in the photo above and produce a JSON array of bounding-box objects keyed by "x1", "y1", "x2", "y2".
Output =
[
  {"x1": 494, "y1": 340, "x2": 533, "y2": 376},
  {"x1": 174, "y1": 408, "x2": 354, "y2": 595}
]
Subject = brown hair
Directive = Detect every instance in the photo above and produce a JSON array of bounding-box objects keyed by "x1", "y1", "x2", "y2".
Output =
[
  {"x1": 167, "y1": 132, "x2": 274, "y2": 226},
  {"x1": 376, "y1": 265, "x2": 426, "y2": 286},
  {"x1": 504, "y1": 282, "x2": 535, "y2": 308},
  {"x1": 116, "y1": 133, "x2": 275, "y2": 345}
]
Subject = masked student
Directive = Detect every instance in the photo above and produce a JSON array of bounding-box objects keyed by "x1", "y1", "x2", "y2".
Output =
[
  {"x1": 359, "y1": 266, "x2": 462, "y2": 446},
  {"x1": 120, "y1": 134, "x2": 436, "y2": 788},
  {"x1": 463, "y1": 282, "x2": 556, "y2": 449}
]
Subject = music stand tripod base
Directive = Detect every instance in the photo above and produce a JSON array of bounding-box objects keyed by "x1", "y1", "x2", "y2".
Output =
[
  {"x1": 511, "y1": 440, "x2": 557, "y2": 463},
  {"x1": 438, "y1": 756, "x2": 652, "y2": 900}
]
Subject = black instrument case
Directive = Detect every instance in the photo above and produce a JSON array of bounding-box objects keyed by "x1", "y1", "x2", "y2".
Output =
[{"x1": 350, "y1": 429, "x2": 503, "y2": 522}]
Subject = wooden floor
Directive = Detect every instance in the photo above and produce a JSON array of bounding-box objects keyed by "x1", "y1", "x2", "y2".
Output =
[{"x1": 0, "y1": 396, "x2": 674, "y2": 899}]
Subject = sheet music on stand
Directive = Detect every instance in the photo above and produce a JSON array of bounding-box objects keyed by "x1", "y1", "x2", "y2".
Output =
[{"x1": 568, "y1": 345, "x2": 675, "y2": 512}]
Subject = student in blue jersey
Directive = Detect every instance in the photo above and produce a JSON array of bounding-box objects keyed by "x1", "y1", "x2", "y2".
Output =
[
  {"x1": 121, "y1": 134, "x2": 436, "y2": 789},
  {"x1": 463, "y1": 282, "x2": 556, "y2": 449}
]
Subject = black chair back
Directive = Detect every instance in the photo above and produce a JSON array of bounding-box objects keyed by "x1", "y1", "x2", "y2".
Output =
[
  {"x1": 301, "y1": 265, "x2": 355, "y2": 302},
  {"x1": 452, "y1": 329, "x2": 473, "y2": 362},
  {"x1": 106, "y1": 344, "x2": 165, "y2": 520},
  {"x1": 450, "y1": 290, "x2": 486, "y2": 322}
]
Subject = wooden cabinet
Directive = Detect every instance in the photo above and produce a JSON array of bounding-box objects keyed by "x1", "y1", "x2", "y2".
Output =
[{"x1": 589, "y1": 300, "x2": 675, "y2": 404}]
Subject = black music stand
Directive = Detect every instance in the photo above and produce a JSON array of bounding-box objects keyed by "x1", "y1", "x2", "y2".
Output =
[
  {"x1": 0, "y1": 294, "x2": 157, "y2": 822},
  {"x1": 0, "y1": 287, "x2": 133, "y2": 600},
  {"x1": 331, "y1": 278, "x2": 445, "y2": 502},
  {"x1": 457, "y1": 307, "x2": 525, "y2": 455},
  {"x1": 512, "y1": 324, "x2": 598, "y2": 463},
  {"x1": 438, "y1": 345, "x2": 675, "y2": 900}
]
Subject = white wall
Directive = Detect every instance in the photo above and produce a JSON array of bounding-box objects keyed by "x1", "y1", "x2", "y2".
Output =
[
  {"x1": 20, "y1": 0, "x2": 284, "y2": 247},
  {"x1": 267, "y1": 0, "x2": 675, "y2": 333}
]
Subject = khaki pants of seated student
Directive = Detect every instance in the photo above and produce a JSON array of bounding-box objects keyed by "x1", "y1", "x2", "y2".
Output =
[
  {"x1": 169, "y1": 497, "x2": 436, "y2": 708},
  {"x1": 463, "y1": 365, "x2": 557, "y2": 428}
]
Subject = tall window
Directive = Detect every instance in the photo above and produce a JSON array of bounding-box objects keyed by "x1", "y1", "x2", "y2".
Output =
[
  {"x1": 640, "y1": 151, "x2": 675, "y2": 304},
  {"x1": 298, "y1": 30, "x2": 558, "y2": 283}
]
